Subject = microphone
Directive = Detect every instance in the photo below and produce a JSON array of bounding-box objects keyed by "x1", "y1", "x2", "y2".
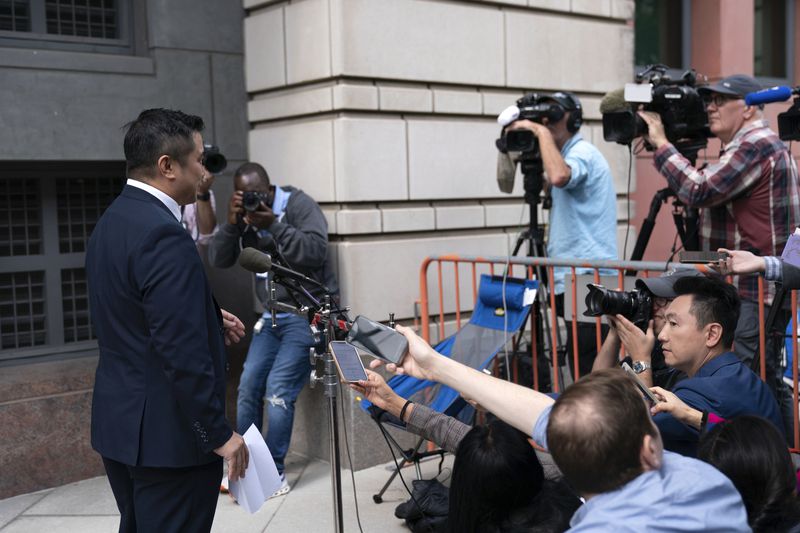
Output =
[
  {"x1": 496, "y1": 152, "x2": 517, "y2": 194},
  {"x1": 238, "y1": 247, "x2": 327, "y2": 290},
  {"x1": 599, "y1": 88, "x2": 628, "y2": 114},
  {"x1": 497, "y1": 105, "x2": 520, "y2": 127},
  {"x1": 745, "y1": 86, "x2": 794, "y2": 106}
]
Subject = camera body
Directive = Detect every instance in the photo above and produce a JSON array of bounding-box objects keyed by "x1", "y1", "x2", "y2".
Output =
[
  {"x1": 242, "y1": 191, "x2": 269, "y2": 212},
  {"x1": 202, "y1": 143, "x2": 227, "y2": 174},
  {"x1": 496, "y1": 93, "x2": 566, "y2": 154},
  {"x1": 583, "y1": 281, "x2": 653, "y2": 330},
  {"x1": 602, "y1": 65, "x2": 710, "y2": 158}
]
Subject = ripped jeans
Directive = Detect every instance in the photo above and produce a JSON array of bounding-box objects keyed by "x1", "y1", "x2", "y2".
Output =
[{"x1": 236, "y1": 313, "x2": 313, "y2": 473}]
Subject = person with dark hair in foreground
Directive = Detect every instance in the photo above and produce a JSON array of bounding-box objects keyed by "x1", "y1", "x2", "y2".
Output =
[
  {"x1": 375, "y1": 327, "x2": 749, "y2": 531},
  {"x1": 87, "y1": 108, "x2": 247, "y2": 532},
  {"x1": 353, "y1": 371, "x2": 579, "y2": 532},
  {"x1": 448, "y1": 420, "x2": 578, "y2": 533},
  {"x1": 651, "y1": 275, "x2": 783, "y2": 455},
  {"x1": 698, "y1": 416, "x2": 800, "y2": 533}
]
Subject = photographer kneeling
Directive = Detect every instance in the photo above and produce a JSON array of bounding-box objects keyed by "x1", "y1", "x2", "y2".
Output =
[{"x1": 591, "y1": 269, "x2": 702, "y2": 388}]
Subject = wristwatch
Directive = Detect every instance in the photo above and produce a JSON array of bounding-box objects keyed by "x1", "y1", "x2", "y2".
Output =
[
  {"x1": 196, "y1": 191, "x2": 211, "y2": 201},
  {"x1": 632, "y1": 360, "x2": 651, "y2": 374}
]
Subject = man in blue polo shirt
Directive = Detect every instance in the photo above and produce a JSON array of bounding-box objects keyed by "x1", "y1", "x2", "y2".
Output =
[
  {"x1": 655, "y1": 275, "x2": 784, "y2": 455},
  {"x1": 377, "y1": 327, "x2": 749, "y2": 531}
]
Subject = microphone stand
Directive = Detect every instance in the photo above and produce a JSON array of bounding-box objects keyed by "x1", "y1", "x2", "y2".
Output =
[
  {"x1": 309, "y1": 293, "x2": 345, "y2": 533},
  {"x1": 263, "y1": 264, "x2": 345, "y2": 531}
]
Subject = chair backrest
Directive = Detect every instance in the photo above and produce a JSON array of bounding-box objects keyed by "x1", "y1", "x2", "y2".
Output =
[{"x1": 363, "y1": 274, "x2": 538, "y2": 419}]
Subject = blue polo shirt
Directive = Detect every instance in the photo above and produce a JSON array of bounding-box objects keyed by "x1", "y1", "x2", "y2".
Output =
[
  {"x1": 548, "y1": 133, "x2": 618, "y2": 295},
  {"x1": 532, "y1": 406, "x2": 749, "y2": 532},
  {"x1": 654, "y1": 351, "x2": 784, "y2": 457}
]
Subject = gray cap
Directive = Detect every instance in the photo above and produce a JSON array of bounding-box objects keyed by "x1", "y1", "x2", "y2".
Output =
[
  {"x1": 698, "y1": 74, "x2": 762, "y2": 98},
  {"x1": 636, "y1": 269, "x2": 705, "y2": 298}
]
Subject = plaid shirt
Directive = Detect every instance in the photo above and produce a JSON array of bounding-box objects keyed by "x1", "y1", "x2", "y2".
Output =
[{"x1": 654, "y1": 119, "x2": 800, "y2": 304}]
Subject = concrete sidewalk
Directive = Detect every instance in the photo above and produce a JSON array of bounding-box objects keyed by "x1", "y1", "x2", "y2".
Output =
[{"x1": 0, "y1": 452, "x2": 454, "y2": 533}]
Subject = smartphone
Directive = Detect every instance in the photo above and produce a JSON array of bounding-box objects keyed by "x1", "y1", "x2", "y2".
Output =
[
  {"x1": 679, "y1": 251, "x2": 728, "y2": 264},
  {"x1": 346, "y1": 315, "x2": 408, "y2": 365},
  {"x1": 621, "y1": 362, "x2": 660, "y2": 406},
  {"x1": 329, "y1": 341, "x2": 368, "y2": 383}
]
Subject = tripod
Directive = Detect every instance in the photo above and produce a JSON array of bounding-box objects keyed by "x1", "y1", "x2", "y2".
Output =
[
  {"x1": 507, "y1": 151, "x2": 567, "y2": 390},
  {"x1": 627, "y1": 187, "x2": 700, "y2": 266},
  {"x1": 627, "y1": 145, "x2": 706, "y2": 266}
]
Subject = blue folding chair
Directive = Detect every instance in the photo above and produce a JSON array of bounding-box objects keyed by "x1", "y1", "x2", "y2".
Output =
[{"x1": 363, "y1": 274, "x2": 538, "y2": 503}]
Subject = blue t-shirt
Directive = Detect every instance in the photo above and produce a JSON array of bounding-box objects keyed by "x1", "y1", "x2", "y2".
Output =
[
  {"x1": 654, "y1": 352, "x2": 784, "y2": 456},
  {"x1": 548, "y1": 133, "x2": 618, "y2": 295},
  {"x1": 532, "y1": 406, "x2": 749, "y2": 532}
]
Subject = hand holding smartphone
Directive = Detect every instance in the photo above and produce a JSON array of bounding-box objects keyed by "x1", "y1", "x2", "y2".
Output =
[
  {"x1": 329, "y1": 341, "x2": 368, "y2": 383},
  {"x1": 678, "y1": 251, "x2": 729, "y2": 264},
  {"x1": 346, "y1": 315, "x2": 408, "y2": 365},
  {"x1": 621, "y1": 362, "x2": 661, "y2": 406}
]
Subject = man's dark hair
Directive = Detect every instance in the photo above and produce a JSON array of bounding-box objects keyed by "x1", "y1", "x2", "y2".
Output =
[
  {"x1": 698, "y1": 415, "x2": 800, "y2": 532},
  {"x1": 123, "y1": 108, "x2": 204, "y2": 178},
  {"x1": 547, "y1": 369, "x2": 658, "y2": 495},
  {"x1": 234, "y1": 162, "x2": 270, "y2": 187},
  {"x1": 672, "y1": 275, "x2": 740, "y2": 348}
]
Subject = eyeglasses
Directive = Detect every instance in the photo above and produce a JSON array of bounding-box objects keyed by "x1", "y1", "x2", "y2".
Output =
[
  {"x1": 705, "y1": 94, "x2": 743, "y2": 107},
  {"x1": 654, "y1": 297, "x2": 670, "y2": 308}
]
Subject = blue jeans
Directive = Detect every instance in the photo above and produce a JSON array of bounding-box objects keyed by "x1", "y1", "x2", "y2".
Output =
[{"x1": 236, "y1": 313, "x2": 313, "y2": 473}]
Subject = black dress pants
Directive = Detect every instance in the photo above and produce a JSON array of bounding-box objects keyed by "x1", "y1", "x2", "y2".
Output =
[{"x1": 103, "y1": 456, "x2": 223, "y2": 533}]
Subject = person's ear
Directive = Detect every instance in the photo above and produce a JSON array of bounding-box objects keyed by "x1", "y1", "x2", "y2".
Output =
[
  {"x1": 705, "y1": 323, "x2": 723, "y2": 347},
  {"x1": 157, "y1": 155, "x2": 176, "y2": 180},
  {"x1": 640, "y1": 433, "x2": 662, "y2": 471},
  {"x1": 743, "y1": 105, "x2": 756, "y2": 120}
]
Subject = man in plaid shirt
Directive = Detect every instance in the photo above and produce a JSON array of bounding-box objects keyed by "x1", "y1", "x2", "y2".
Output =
[{"x1": 639, "y1": 74, "x2": 800, "y2": 438}]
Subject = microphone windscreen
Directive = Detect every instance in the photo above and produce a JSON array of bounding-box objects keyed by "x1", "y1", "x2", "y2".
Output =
[
  {"x1": 497, "y1": 105, "x2": 520, "y2": 126},
  {"x1": 497, "y1": 152, "x2": 517, "y2": 194},
  {"x1": 745, "y1": 85, "x2": 793, "y2": 106},
  {"x1": 599, "y1": 88, "x2": 628, "y2": 114},
  {"x1": 238, "y1": 247, "x2": 272, "y2": 273}
]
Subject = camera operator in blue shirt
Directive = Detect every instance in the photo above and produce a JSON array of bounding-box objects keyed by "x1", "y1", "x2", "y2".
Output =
[{"x1": 505, "y1": 92, "x2": 618, "y2": 378}]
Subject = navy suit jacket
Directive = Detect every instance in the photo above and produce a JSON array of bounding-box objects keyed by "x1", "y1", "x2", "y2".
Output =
[
  {"x1": 654, "y1": 352, "x2": 784, "y2": 457},
  {"x1": 87, "y1": 185, "x2": 232, "y2": 467}
]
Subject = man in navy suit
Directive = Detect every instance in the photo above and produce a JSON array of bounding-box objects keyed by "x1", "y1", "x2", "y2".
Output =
[{"x1": 87, "y1": 108, "x2": 248, "y2": 532}]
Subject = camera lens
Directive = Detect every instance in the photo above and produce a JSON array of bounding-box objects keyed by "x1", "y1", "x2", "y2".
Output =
[
  {"x1": 584, "y1": 284, "x2": 637, "y2": 317},
  {"x1": 242, "y1": 192, "x2": 261, "y2": 212}
]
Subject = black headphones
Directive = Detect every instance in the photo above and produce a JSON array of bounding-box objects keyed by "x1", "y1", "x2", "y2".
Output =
[{"x1": 552, "y1": 91, "x2": 583, "y2": 133}]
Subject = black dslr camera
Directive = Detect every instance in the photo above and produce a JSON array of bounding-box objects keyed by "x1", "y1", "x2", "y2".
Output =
[
  {"x1": 495, "y1": 93, "x2": 567, "y2": 154},
  {"x1": 202, "y1": 143, "x2": 227, "y2": 174},
  {"x1": 242, "y1": 191, "x2": 269, "y2": 212},
  {"x1": 583, "y1": 280, "x2": 653, "y2": 330},
  {"x1": 602, "y1": 64, "x2": 710, "y2": 160}
]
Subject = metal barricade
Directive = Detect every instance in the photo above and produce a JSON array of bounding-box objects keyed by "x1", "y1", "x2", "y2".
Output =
[{"x1": 417, "y1": 254, "x2": 800, "y2": 451}]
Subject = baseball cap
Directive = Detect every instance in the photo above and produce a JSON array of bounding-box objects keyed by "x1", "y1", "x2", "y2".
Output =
[
  {"x1": 698, "y1": 74, "x2": 762, "y2": 98},
  {"x1": 636, "y1": 269, "x2": 705, "y2": 299}
]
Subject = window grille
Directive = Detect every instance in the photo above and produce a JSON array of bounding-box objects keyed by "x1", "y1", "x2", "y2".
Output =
[
  {"x1": 45, "y1": 0, "x2": 117, "y2": 39},
  {"x1": 61, "y1": 267, "x2": 92, "y2": 342},
  {"x1": 0, "y1": 178, "x2": 42, "y2": 257},
  {"x1": 57, "y1": 176, "x2": 122, "y2": 254},
  {"x1": 0, "y1": 271, "x2": 47, "y2": 349},
  {"x1": 0, "y1": 1, "x2": 30, "y2": 32}
]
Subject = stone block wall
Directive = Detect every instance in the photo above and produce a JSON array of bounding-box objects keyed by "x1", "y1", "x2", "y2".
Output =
[{"x1": 243, "y1": 0, "x2": 636, "y2": 322}]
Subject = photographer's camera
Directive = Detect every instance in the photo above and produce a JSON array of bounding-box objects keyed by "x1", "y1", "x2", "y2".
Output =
[{"x1": 583, "y1": 281, "x2": 654, "y2": 330}]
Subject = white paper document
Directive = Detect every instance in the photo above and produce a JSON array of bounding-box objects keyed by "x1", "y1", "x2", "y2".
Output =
[{"x1": 228, "y1": 424, "x2": 282, "y2": 514}]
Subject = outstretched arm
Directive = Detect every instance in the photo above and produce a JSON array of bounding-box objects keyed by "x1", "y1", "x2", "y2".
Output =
[{"x1": 376, "y1": 325, "x2": 555, "y2": 436}]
